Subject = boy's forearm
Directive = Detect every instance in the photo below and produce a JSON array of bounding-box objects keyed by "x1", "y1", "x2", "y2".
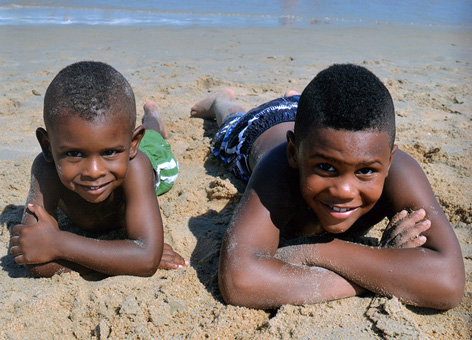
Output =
[
  {"x1": 220, "y1": 252, "x2": 364, "y2": 309},
  {"x1": 311, "y1": 239, "x2": 464, "y2": 309},
  {"x1": 26, "y1": 260, "x2": 89, "y2": 278},
  {"x1": 53, "y1": 230, "x2": 162, "y2": 276},
  {"x1": 260, "y1": 236, "x2": 463, "y2": 310}
]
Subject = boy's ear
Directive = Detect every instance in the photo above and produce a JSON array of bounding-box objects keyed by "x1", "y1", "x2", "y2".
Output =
[
  {"x1": 36, "y1": 127, "x2": 53, "y2": 162},
  {"x1": 386, "y1": 144, "x2": 398, "y2": 175},
  {"x1": 129, "y1": 125, "x2": 145, "y2": 159},
  {"x1": 286, "y1": 131, "x2": 299, "y2": 169}
]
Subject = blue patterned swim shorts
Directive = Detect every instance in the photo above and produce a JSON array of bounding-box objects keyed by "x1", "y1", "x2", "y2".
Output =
[{"x1": 212, "y1": 95, "x2": 299, "y2": 182}]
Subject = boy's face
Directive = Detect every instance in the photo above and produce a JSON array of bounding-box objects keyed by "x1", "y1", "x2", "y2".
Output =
[
  {"x1": 288, "y1": 127, "x2": 396, "y2": 234},
  {"x1": 39, "y1": 112, "x2": 141, "y2": 203}
]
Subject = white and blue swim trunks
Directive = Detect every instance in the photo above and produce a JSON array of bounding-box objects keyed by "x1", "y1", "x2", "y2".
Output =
[{"x1": 212, "y1": 95, "x2": 299, "y2": 182}]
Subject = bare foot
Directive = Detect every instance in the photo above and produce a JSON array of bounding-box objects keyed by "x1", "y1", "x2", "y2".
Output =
[
  {"x1": 284, "y1": 90, "x2": 300, "y2": 97},
  {"x1": 190, "y1": 88, "x2": 236, "y2": 119},
  {"x1": 142, "y1": 101, "x2": 168, "y2": 139}
]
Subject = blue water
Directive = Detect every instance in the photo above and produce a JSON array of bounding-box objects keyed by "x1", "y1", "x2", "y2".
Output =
[{"x1": 1, "y1": 0, "x2": 471, "y2": 28}]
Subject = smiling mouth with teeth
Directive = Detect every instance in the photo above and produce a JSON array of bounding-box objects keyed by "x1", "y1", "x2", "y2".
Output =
[
  {"x1": 84, "y1": 184, "x2": 106, "y2": 191},
  {"x1": 331, "y1": 206, "x2": 354, "y2": 212}
]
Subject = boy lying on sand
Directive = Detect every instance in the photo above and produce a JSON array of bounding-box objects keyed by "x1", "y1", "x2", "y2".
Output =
[
  {"x1": 9, "y1": 61, "x2": 188, "y2": 277},
  {"x1": 191, "y1": 64, "x2": 464, "y2": 309}
]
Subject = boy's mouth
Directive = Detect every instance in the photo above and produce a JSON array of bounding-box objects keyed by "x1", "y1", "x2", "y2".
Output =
[
  {"x1": 322, "y1": 204, "x2": 359, "y2": 225},
  {"x1": 84, "y1": 183, "x2": 106, "y2": 189},
  {"x1": 79, "y1": 182, "x2": 110, "y2": 194},
  {"x1": 321, "y1": 203, "x2": 359, "y2": 215},
  {"x1": 330, "y1": 206, "x2": 355, "y2": 212}
]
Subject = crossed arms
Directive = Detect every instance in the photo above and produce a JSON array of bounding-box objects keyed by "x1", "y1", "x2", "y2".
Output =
[
  {"x1": 218, "y1": 150, "x2": 465, "y2": 309},
  {"x1": 9, "y1": 152, "x2": 184, "y2": 277}
]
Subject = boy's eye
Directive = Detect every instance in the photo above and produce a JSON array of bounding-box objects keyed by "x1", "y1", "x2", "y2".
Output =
[
  {"x1": 102, "y1": 150, "x2": 118, "y2": 157},
  {"x1": 317, "y1": 163, "x2": 336, "y2": 172},
  {"x1": 357, "y1": 167, "x2": 374, "y2": 175},
  {"x1": 66, "y1": 151, "x2": 82, "y2": 158}
]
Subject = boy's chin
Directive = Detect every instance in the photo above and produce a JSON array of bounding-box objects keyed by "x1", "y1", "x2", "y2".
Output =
[
  {"x1": 74, "y1": 186, "x2": 114, "y2": 204},
  {"x1": 318, "y1": 212, "x2": 360, "y2": 234},
  {"x1": 314, "y1": 207, "x2": 359, "y2": 234},
  {"x1": 321, "y1": 224, "x2": 352, "y2": 234}
]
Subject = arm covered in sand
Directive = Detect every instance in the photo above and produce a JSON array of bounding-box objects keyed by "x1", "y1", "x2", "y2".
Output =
[
  {"x1": 10, "y1": 153, "x2": 185, "y2": 277},
  {"x1": 308, "y1": 150, "x2": 465, "y2": 309},
  {"x1": 218, "y1": 150, "x2": 464, "y2": 310},
  {"x1": 219, "y1": 189, "x2": 365, "y2": 309}
]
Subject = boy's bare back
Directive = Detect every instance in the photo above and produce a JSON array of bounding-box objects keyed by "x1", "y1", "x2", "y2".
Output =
[{"x1": 192, "y1": 64, "x2": 465, "y2": 310}]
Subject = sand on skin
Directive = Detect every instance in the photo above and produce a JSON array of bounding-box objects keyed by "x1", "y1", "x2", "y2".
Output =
[{"x1": 0, "y1": 25, "x2": 471, "y2": 339}]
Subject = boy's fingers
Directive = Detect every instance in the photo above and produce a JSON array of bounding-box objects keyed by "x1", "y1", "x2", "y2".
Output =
[
  {"x1": 388, "y1": 209, "x2": 427, "y2": 240},
  {"x1": 391, "y1": 209, "x2": 425, "y2": 228},
  {"x1": 384, "y1": 210, "x2": 408, "y2": 240},
  {"x1": 403, "y1": 219, "x2": 431, "y2": 242},
  {"x1": 11, "y1": 224, "x2": 24, "y2": 236},
  {"x1": 27, "y1": 204, "x2": 48, "y2": 221},
  {"x1": 390, "y1": 209, "x2": 408, "y2": 226},
  {"x1": 409, "y1": 208, "x2": 426, "y2": 222},
  {"x1": 402, "y1": 235, "x2": 427, "y2": 248},
  {"x1": 382, "y1": 216, "x2": 431, "y2": 248},
  {"x1": 13, "y1": 254, "x2": 25, "y2": 264},
  {"x1": 9, "y1": 243, "x2": 20, "y2": 255},
  {"x1": 9, "y1": 235, "x2": 19, "y2": 247},
  {"x1": 418, "y1": 218, "x2": 431, "y2": 232},
  {"x1": 393, "y1": 219, "x2": 431, "y2": 248}
]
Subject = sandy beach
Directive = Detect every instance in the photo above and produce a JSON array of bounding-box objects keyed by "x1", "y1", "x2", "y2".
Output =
[{"x1": 0, "y1": 24, "x2": 471, "y2": 339}]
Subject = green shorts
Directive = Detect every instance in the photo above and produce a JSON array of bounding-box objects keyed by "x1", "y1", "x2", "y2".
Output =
[{"x1": 139, "y1": 129, "x2": 179, "y2": 196}]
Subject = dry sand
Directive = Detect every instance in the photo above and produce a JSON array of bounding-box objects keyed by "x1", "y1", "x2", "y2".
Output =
[{"x1": 0, "y1": 25, "x2": 471, "y2": 339}]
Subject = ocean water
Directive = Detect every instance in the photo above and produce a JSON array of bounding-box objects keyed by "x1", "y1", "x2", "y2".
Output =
[{"x1": 1, "y1": 0, "x2": 471, "y2": 28}]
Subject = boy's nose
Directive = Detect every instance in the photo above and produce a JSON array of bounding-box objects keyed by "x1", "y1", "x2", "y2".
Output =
[
  {"x1": 331, "y1": 176, "x2": 357, "y2": 199},
  {"x1": 82, "y1": 157, "x2": 106, "y2": 179}
]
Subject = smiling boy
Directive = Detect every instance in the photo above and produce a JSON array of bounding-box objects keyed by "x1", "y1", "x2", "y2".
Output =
[
  {"x1": 9, "y1": 61, "x2": 187, "y2": 277},
  {"x1": 191, "y1": 64, "x2": 465, "y2": 309}
]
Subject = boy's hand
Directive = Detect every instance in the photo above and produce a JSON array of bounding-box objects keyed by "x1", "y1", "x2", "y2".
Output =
[
  {"x1": 380, "y1": 209, "x2": 431, "y2": 249},
  {"x1": 158, "y1": 243, "x2": 189, "y2": 270},
  {"x1": 9, "y1": 204, "x2": 60, "y2": 264}
]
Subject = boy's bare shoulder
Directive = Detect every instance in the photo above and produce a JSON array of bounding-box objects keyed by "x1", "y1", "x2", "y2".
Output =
[
  {"x1": 250, "y1": 143, "x2": 298, "y2": 197},
  {"x1": 30, "y1": 153, "x2": 62, "y2": 196},
  {"x1": 248, "y1": 143, "x2": 305, "y2": 229},
  {"x1": 122, "y1": 150, "x2": 155, "y2": 189},
  {"x1": 376, "y1": 148, "x2": 435, "y2": 219},
  {"x1": 31, "y1": 153, "x2": 58, "y2": 177}
]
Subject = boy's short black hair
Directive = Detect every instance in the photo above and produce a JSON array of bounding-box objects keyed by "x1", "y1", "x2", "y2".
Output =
[
  {"x1": 294, "y1": 64, "x2": 395, "y2": 147},
  {"x1": 44, "y1": 61, "x2": 136, "y2": 130}
]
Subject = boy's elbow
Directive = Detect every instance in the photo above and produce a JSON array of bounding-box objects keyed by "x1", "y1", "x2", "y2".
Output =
[
  {"x1": 436, "y1": 257, "x2": 465, "y2": 310},
  {"x1": 433, "y1": 274, "x2": 465, "y2": 310},
  {"x1": 219, "y1": 274, "x2": 251, "y2": 307},
  {"x1": 219, "y1": 266, "x2": 261, "y2": 308},
  {"x1": 415, "y1": 266, "x2": 465, "y2": 310},
  {"x1": 137, "y1": 266, "x2": 158, "y2": 277},
  {"x1": 136, "y1": 256, "x2": 160, "y2": 277}
]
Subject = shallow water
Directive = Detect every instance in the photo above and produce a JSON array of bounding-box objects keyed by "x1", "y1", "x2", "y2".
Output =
[{"x1": 1, "y1": 0, "x2": 471, "y2": 27}]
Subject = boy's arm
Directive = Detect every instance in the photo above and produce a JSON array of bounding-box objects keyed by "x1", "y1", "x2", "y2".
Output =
[
  {"x1": 306, "y1": 150, "x2": 464, "y2": 309},
  {"x1": 219, "y1": 188, "x2": 364, "y2": 309},
  {"x1": 219, "y1": 150, "x2": 465, "y2": 309},
  {"x1": 9, "y1": 155, "x2": 86, "y2": 277},
  {"x1": 10, "y1": 153, "x2": 175, "y2": 277}
]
